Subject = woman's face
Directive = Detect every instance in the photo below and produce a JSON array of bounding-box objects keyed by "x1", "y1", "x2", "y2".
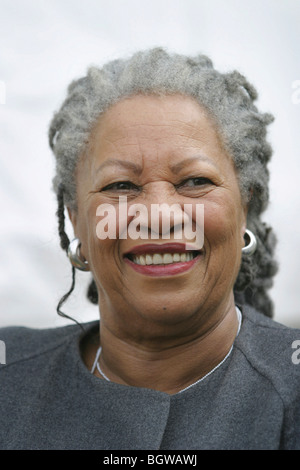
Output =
[{"x1": 70, "y1": 94, "x2": 247, "y2": 337}]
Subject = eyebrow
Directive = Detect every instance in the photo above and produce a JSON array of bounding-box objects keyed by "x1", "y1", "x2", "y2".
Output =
[
  {"x1": 95, "y1": 154, "x2": 218, "y2": 175},
  {"x1": 170, "y1": 155, "x2": 219, "y2": 173},
  {"x1": 96, "y1": 159, "x2": 143, "y2": 175}
]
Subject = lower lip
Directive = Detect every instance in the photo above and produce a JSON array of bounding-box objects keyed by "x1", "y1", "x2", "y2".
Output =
[{"x1": 124, "y1": 254, "x2": 201, "y2": 276}]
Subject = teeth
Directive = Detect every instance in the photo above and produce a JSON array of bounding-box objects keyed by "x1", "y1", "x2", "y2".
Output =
[
  {"x1": 153, "y1": 254, "x2": 163, "y2": 265},
  {"x1": 132, "y1": 252, "x2": 196, "y2": 265},
  {"x1": 163, "y1": 253, "x2": 173, "y2": 264},
  {"x1": 146, "y1": 254, "x2": 153, "y2": 265}
]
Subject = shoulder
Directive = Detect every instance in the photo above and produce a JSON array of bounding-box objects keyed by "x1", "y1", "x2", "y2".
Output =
[
  {"x1": 236, "y1": 304, "x2": 300, "y2": 403},
  {"x1": 238, "y1": 304, "x2": 300, "y2": 350},
  {"x1": 0, "y1": 321, "x2": 97, "y2": 367}
]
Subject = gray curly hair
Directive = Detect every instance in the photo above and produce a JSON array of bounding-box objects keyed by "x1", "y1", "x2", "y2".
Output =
[{"x1": 49, "y1": 47, "x2": 278, "y2": 318}]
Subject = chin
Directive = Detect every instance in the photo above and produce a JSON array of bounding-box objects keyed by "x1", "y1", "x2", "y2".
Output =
[{"x1": 133, "y1": 297, "x2": 203, "y2": 328}]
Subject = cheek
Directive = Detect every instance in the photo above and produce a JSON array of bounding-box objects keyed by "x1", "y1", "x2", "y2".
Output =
[
  {"x1": 84, "y1": 199, "x2": 132, "y2": 272},
  {"x1": 94, "y1": 199, "x2": 137, "y2": 242},
  {"x1": 74, "y1": 199, "x2": 117, "y2": 270},
  {"x1": 203, "y1": 200, "x2": 244, "y2": 249}
]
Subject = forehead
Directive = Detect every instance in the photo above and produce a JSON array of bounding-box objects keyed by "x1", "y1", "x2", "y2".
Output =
[
  {"x1": 90, "y1": 94, "x2": 222, "y2": 146},
  {"x1": 82, "y1": 94, "x2": 232, "y2": 178}
]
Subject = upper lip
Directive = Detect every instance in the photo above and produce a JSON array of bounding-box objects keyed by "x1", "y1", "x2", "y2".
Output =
[{"x1": 124, "y1": 243, "x2": 202, "y2": 256}]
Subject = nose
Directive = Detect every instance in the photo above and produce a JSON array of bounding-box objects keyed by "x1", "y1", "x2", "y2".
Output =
[{"x1": 129, "y1": 181, "x2": 187, "y2": 239}]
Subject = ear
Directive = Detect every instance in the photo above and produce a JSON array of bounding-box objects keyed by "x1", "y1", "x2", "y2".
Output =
[
  {"x1": 67, "y1": 207, "x2": 78, "y2": 236},
  {"x1": 240, "y1": 204, "x2": 248, "y2": 245},
  {"x1": 242, "y1": 204, "x2": 248, "y2": 229}
]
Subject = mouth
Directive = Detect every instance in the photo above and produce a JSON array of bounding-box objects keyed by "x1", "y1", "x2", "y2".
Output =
[{"x1": 123, "y1": 243, "x2": 202, "y2": 276}]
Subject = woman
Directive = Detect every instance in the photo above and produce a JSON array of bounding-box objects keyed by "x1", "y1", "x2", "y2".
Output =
[{"x1": 1, "y1": 48, "x2": 300, "y2": 450}]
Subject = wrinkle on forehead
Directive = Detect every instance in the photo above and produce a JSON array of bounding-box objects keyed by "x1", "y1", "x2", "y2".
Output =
[
  {"x1": 81, "y1": 93, "x2": 232, "y2": 177},
  {"x1": 88, "y1": 92, "x2": 219, "y2": 139}
]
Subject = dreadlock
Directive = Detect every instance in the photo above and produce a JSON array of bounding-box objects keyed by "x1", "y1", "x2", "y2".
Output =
[{"x1": 55, "y1": 184, "x2": 85, "y2": 330}]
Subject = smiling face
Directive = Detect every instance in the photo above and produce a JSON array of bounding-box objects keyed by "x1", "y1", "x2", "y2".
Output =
[{"x1": 70, "y1": 94, "x2": 247, "y2": 339}]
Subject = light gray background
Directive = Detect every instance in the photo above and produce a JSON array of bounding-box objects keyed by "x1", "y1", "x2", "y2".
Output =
[{"x1": 0, "y1": 0, "x2": 299, "y2": 329}]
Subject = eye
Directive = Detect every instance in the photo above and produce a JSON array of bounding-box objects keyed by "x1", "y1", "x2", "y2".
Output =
[
  {"x1": 101, "y1": 181, "x2": 140, "y2": 192},
  {"x1": 176, "y1": 177, "x2": 213, "y2": 189}
]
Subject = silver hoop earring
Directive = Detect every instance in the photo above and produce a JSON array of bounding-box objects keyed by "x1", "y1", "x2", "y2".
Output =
[
  {"x1": 67, "y1": 238, "x2": 89, "y2": 271},
  {"x1": 242, "y1": 229, "x2": 257, "y2": 256}
]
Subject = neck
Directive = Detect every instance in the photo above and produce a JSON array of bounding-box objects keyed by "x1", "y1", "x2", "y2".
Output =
[{"x1": 85, "y1": 299, "x2": 241, "y2": 395}]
